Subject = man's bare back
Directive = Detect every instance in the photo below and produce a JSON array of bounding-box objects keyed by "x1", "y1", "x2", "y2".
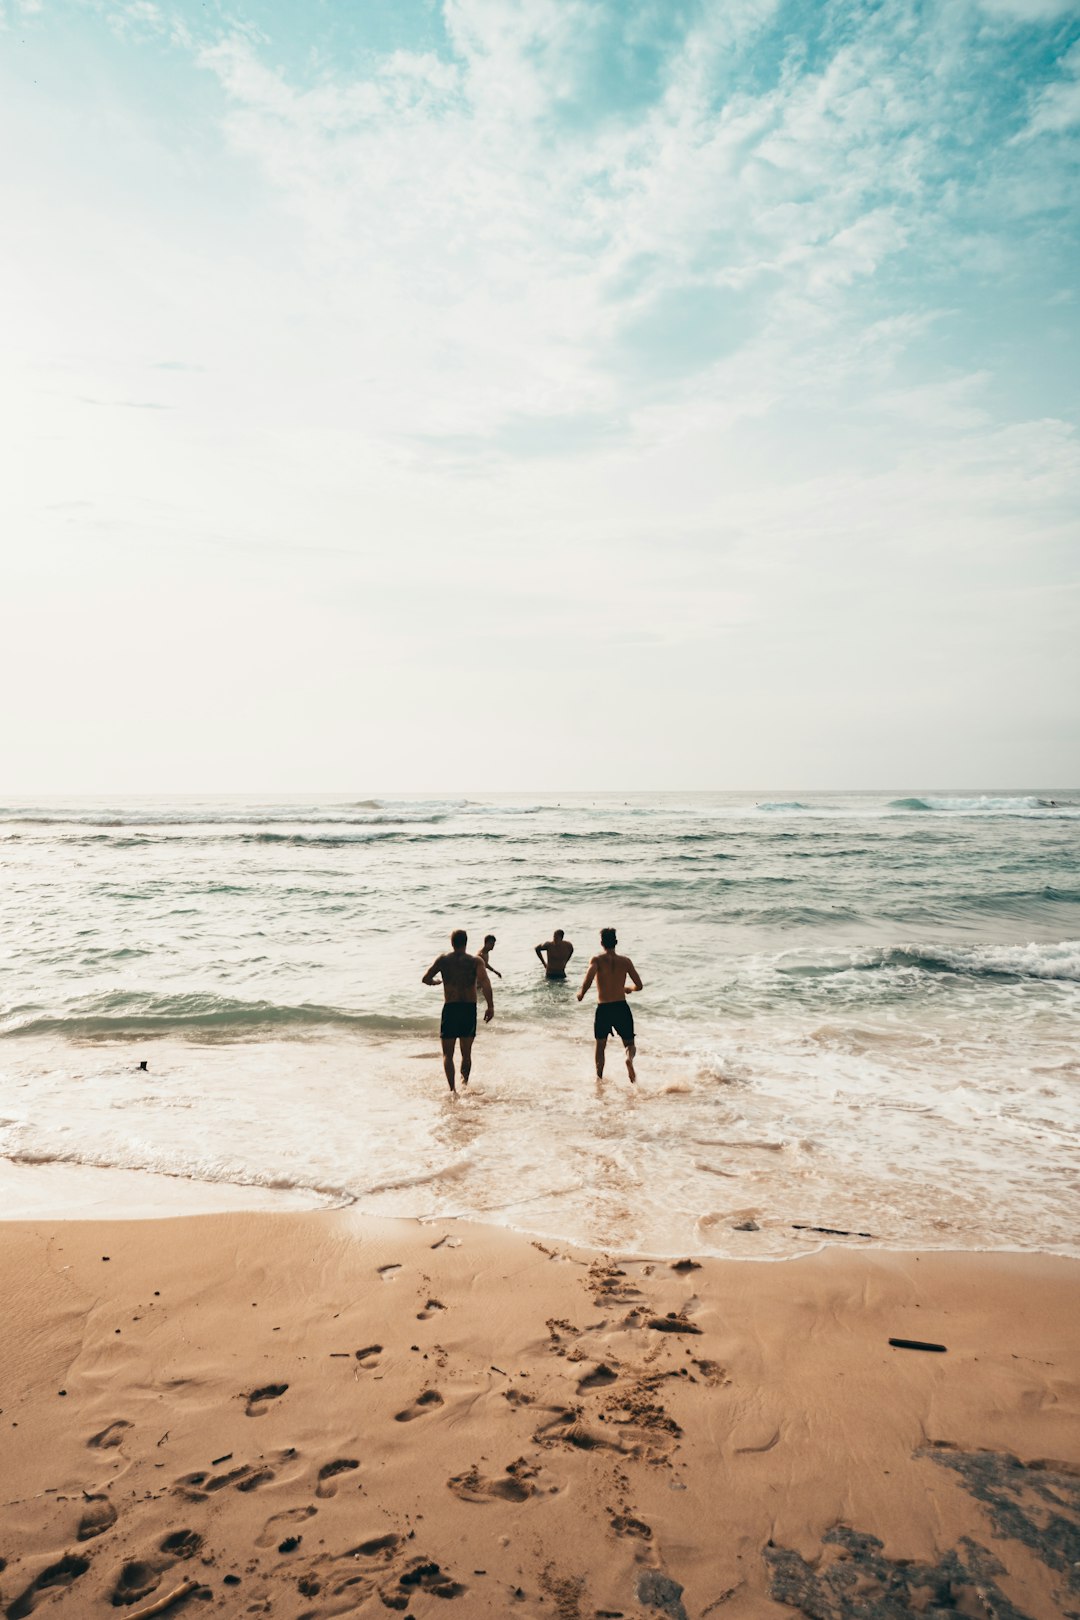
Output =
[
  {"x1": 536, "y1": 931, "x2": 574, "y2": 978},
  {"x1": 591, "y1": 952, "x2": 637, "y2": 1002},
  {"x1": 427, "y1": 951, "x2": 486, "y2": 1003}
]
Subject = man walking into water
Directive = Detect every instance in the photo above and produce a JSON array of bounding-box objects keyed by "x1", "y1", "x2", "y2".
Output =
[
  {"x1": 577, "y1": 927, "x2": 642, "y2": 1082},
  {"x1": 535, "y1": 929, "x2": 574, "y2": 979},
  {"x1": 422, "y1": 929, "x2": 494, "y2": 1093}
]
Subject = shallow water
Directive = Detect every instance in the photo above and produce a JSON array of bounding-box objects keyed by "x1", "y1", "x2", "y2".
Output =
[{"x1": 1, "y1": 791, "x2": 1078, "y2": 1254}]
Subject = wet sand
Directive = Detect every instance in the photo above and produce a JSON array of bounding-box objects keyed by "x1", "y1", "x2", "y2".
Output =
[{"x1": 1, "y1": 1210, "x2": 1078, "y2": 1619}]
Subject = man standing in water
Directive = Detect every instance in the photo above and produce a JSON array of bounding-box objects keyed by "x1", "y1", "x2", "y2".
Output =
[
  {"x1": 577, "y1": 926, "x2": 642, "y2": 1082},
  {"x1": 479, "y1": 934, "x2": 502, "y2": 978},
  {"x1": 535, "y1": 928, "x2": 574, "y2": 979},
  {"x1": 422, "y1": 929, "x2": 494, "y2": 1093}
]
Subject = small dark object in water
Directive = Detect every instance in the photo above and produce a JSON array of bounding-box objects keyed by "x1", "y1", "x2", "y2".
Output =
[
  {"x1": 793, "y1": 1223, "x2": 874, "y2": 1238},
  {"x1": 889, "y1": 1337, "x2": 947, "y2": 1353},
  {"x1": 139, "y1": 1060, "x2": 148, "y2": 1071}
]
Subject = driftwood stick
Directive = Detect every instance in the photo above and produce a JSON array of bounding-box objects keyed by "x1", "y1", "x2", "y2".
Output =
[{"x1": 127, "y1": 1578, "x2": 200, "y2": 1619}]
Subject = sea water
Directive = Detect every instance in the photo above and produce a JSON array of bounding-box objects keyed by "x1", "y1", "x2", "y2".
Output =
[{"x1": 1, "y1": 792, "x2": 1078, "y2": 1256}]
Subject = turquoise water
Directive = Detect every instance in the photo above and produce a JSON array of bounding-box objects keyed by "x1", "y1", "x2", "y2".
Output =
[{"x1": 1, "y1": 791, "x2": 1078, "y2": 1254}]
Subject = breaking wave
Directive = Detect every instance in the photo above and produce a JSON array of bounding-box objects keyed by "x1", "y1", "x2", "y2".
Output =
[
  {"x1": 782, "y1": 941, "x2": 1080, "y2": 983},
  {"x1": 888, "y1": 795, "x2": 1071, "y2": 814},
  {"x1": 0, "y1": 993, "x2": 432, "y2": 1041}
]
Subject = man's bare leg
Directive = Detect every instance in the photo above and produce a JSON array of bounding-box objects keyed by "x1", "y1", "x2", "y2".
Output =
[
  {"x1": 623, "y1": 1039, "x2": 636, "y2": 1083},
  {"x1": 595, "y1": 1038, "x2": 606, "y2": 1080},
  {"x1": 459, "y1": 1036, "x2": 475, "y2": 1087},
  {"x1": 441, "y1": 1037, "x2": 457, "y2": 1093}
]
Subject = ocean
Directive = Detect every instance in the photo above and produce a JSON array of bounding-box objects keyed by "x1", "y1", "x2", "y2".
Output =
[{"x1": 1, "y1": 791, "x2": 1078, "y2": 1256}]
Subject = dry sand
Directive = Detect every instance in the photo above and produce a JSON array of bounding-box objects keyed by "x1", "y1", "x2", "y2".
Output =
[{"x1": 1, "y1": 1210, "x2": 1078, "y2": 1619}]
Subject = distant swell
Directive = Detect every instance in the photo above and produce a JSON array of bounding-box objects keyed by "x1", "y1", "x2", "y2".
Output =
[
  {"x1": 0, "y1": 993, "x2": 432, "y2": 1041},
  {"x1": 888, "y1": 795, "x2": 1063, "y2": 814}
]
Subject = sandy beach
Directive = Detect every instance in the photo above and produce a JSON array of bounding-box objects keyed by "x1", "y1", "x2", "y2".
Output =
[{"x1": 2, "y1": 1206, "x2": 1078, "y2": 1619}]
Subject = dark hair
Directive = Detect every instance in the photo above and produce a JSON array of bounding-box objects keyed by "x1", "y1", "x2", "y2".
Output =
[
  {"x1": 450, "y1": 928, "x2": 467, "y2": 950},
  {"x1": 484, "y1": 934, "x2": 496, "y2": 946},
  {"x1": 553, "y1": 928, "x2": 564, "y2": 940},
  {"x1": 600, "y1": 927, "x2": 617, "y2": 949}
]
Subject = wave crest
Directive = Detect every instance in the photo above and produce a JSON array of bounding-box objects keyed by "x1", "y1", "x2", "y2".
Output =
[{"x1": 0, "y1": 993, "x2": 432, "y2": 1041}]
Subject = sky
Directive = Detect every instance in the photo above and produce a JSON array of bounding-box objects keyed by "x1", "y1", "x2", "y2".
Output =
[{"x1": 1, "y1": 0, "x2": 1078, "y2": 792}]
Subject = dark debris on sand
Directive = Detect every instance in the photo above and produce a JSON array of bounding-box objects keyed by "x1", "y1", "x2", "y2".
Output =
[
  {"x1": 764, "y1": 1445, "x2": 1080, "y2": 1617},
  {"x1": 766, "y1": 1525, "x2": 1035, "y2": 1620},
  {"x1": 921, "y1": 1444, "x2": 1080, "y2": 1598}
]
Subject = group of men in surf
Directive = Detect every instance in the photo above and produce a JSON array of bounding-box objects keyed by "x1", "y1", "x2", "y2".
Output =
[{"x1": 422, "y1": 927, "x2": 643, "y2": 1093}]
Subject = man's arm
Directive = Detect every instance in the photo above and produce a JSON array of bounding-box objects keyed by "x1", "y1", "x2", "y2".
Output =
[
  {"x1": 625, "y1": 958, "x2": 643, "y2": 993},
  {"x1": 486, "y1": 963, "x2": 502, "y2": 978},
  {"x1": 565, "y1": 943, "x2": 574, "y2": 963},
  {"x1": 534, "y1": 943, "x2": 548, "y2": 966},
  {"x1": 476, "y1": 958, "x2": 495, "y2": 1022},
  {"x1": 576, "y1": 960, "x2": 597, "y2": 1002},
  {"x1": 422, "y1": 956, "x2": 444, "y2": 986}
]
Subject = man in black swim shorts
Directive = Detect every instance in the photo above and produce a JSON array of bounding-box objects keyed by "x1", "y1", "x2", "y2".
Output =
[
  {"x1": 577, "y1": 926, "x2": 643, "y2": 1082},
  {"x1": 422, "y1": 929, "x2": 494, "y2": 1093}
]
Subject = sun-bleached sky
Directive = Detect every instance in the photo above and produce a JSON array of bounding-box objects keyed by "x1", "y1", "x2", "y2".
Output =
[{"x1": 2, "y1": 0, "x2": 1078, "y2": 792}]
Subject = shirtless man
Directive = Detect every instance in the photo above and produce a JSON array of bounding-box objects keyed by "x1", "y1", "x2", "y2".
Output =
[
  {"x1": 422, "y1": 929, "x2": 494, "y2": 1093},
  {"x1": 535, "y1": 928, "x2": 574, "y2": 980},
  {"x1": 576, "y1": 926, "x2": 642, "y2": 1082},
  {"x1": 479, "y1": 935, "x2": 502, "y2": 978}
]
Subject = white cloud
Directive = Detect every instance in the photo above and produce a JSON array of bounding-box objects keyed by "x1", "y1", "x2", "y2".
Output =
[
  {"x1": 1016, "y1": 39, "x2": 1080, "y2": 138},
  {"x1": 978, "y1": 0, "x2": 1079, "y2": 19}
]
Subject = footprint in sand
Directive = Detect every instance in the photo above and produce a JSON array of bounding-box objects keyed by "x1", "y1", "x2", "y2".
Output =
[
  {"x1": 533, "y1": 1410, "x2": 618, "y2": 1453},
  {"x1": 255, "y1": 1505, "x2": 317, "y2": 1549},
  {"x1": 6, "y1": 1555, "x2": 90, "y2": 1619},
  {"x1": 175, "y1": 1461, "x2": 260, "y2": 1499},
  {"x1": 646, "y1": 1313, "x2": 702, "y2": 1335},
  {"x1": 77, "y1": 1494, "x2": 118, "y2": 1540},
  {"x1": 692, "y1": 1358, "x2": 730, "y2": 1388},
  {"x1": 87, "y1": 1419, "x2": 131, "y2": 1449},
  {"x1": 355, "y1": 1344, "x2": 382, "y2": 1367},
  {"x1": 448, "y1": 1459, "x2": 539, "y2": 1504},
  {"x1": 160, "y1": 1530, "x2": 203, "y2": 1560},
  {"x1": 416, "y1": 1297, "x2": 446, "y2": 1320},
  {"x1": 316, "y1": 1458, "x2": 360, "y2": 1498},
  {"x1": 244, "y1": 1381, "x2": 288, "y2": 1416},
  {"x1": 384, "y1": 1557, "x2": 466, "y2": 1605},
  {"x1": 611, "y1": 1513, "x2": 652, "y2": 1540},
  {"x1": 394, "y1": 1388, "x2": 444, "y2": 1423},
  {"x1": 111, "y1": 1559, "x2": 163, "y2": 1608},
  {"x1": 378, "y1": 1263, "x2": 402, "y2": 1281},
  {"x1": 347, "y1": 1532, "x2": 400, "y2": 1560},
  {"x1": 577, "y1": 1362, "x2": 620, "y2": 1393}
]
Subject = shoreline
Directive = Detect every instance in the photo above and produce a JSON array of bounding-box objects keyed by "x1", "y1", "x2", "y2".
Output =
[
  {"x1": 3, "y1": 1156, "x2": 1079, "y2": 1267},
  {"x1": 2, "y1": 1206, "x2": 1078, "y2": 1618}
]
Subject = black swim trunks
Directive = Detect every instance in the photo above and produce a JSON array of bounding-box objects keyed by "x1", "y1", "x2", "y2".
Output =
[
  {"x1": 594, "y1": 1000, "x2": 634, "y2": 1044},
  {"x1": 440, "y1": 1001, "x2": 477, "y2": 1040}
]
